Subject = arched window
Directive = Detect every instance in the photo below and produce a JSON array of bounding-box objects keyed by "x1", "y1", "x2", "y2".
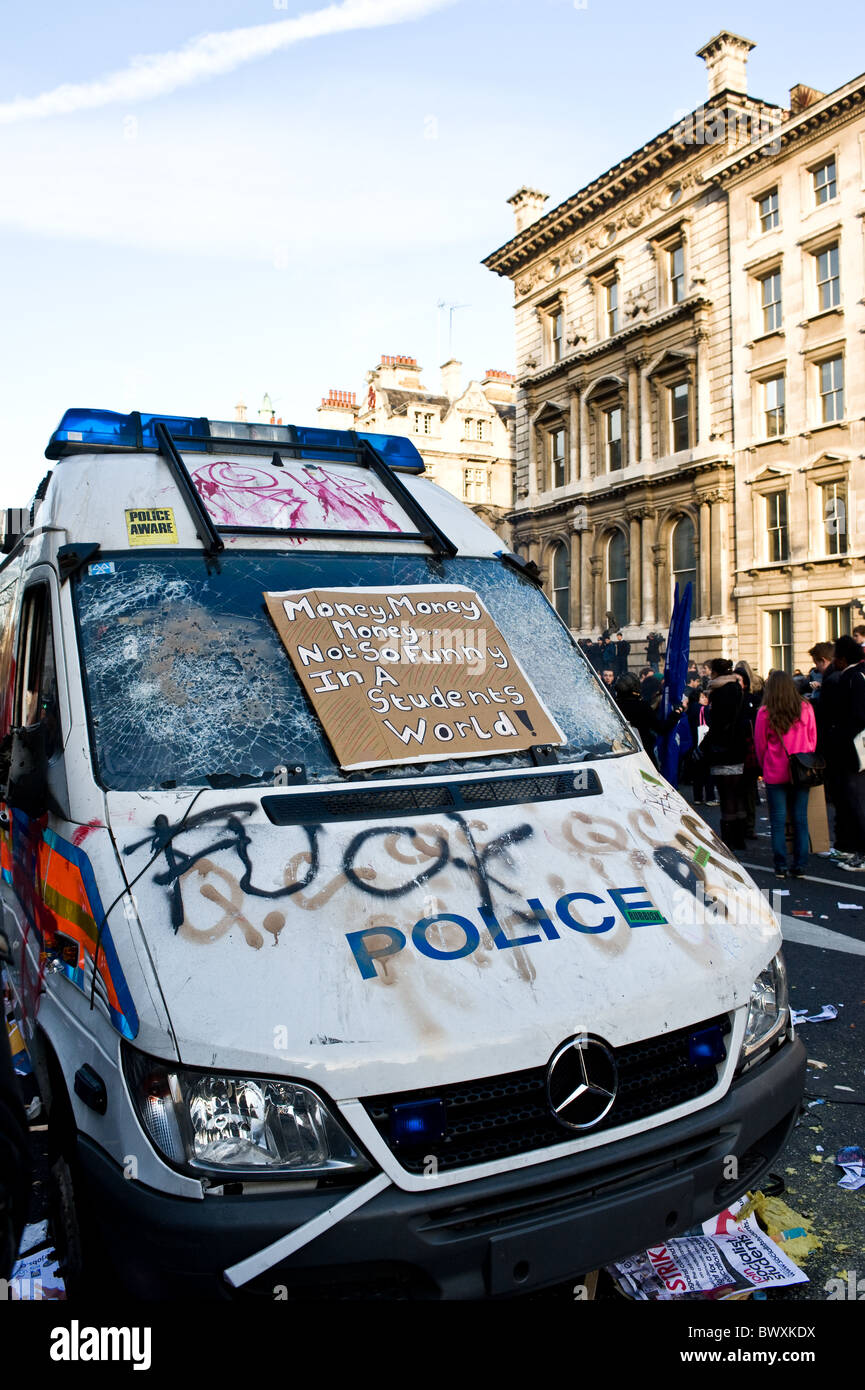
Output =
[
  {"x1": 671, "y1": 515, "x2": 697, "y2": 617},
  {"x1": 550, "y1": 542, "x2": 570, "y2": 625},
  {"x1": 607, "y1": 532, "x2": 628, "y2": 628}
]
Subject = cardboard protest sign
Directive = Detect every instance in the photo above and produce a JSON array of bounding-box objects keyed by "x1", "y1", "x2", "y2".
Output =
[{"x1": 264, "y1": 584, "x2": 565, "y2": 771}]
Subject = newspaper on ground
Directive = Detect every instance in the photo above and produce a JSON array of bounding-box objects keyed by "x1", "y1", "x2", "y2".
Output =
[{"x1": 607, "y1": 1206, "x2": 808, "y2": 1300}]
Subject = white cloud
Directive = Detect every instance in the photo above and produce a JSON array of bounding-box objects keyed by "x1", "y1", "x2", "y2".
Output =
[{"x1": 0, "y1": 0, "x2": 459, "y2": 124}]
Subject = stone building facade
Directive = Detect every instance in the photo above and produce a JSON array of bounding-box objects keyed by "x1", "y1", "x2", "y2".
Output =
[
  {"x1": 708, "y1": 72, "x2": 865, "y2": 673},
  {"x1": 316, "y1": 356, "x2": 516, "y2": 542},
  {"x1": 483, "y1": 33, "x2": 783, "y2": 664}
]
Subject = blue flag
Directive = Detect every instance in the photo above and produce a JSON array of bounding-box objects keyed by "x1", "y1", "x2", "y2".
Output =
[{"x1": 656, "y1": 582, "x2": 693, "y2": 784}]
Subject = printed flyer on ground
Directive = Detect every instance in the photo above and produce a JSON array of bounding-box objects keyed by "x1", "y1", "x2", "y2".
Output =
[
  {"x1": 608, "y1": 1214, "x2": 808, "y2": 1301},
  {"x1": 264, "y1": 584, "x2": 565, "y2": 769}
]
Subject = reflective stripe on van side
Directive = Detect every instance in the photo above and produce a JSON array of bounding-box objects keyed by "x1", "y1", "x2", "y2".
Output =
[{"x1": 9, "y1": 811, "x2": 138, "y2": 1040}]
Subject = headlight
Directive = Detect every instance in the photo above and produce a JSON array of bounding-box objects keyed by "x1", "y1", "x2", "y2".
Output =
[
  {"x1": 738, "y1": 952, "x2": 789, "y2": 1069},
  {"x1": 123, "y1": 1048, "x2": 370, "y2": 1178}
]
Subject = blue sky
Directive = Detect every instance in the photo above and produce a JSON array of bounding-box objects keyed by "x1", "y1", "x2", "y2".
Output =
[{"x1": 1, "y1": 0, "x2": 863, "y2": 499}]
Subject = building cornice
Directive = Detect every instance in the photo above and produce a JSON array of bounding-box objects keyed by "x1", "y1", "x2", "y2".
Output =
[
  {"x1": 483, "y1": 95, "x2": 780, "y2": 278},
  {"x1": 519, "y1": 295, "x2": 712, "y2": 388},
  {"x1": 508, "y1": 455, "x2": 732, "y2": 524},
  {"x1": 706, "y1": 71, "x2": 865, "y2": 182}
]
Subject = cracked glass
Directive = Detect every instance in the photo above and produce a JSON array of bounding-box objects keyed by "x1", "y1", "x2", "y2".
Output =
[{"x1": 73, "y1": 552, "x2": 632, "y2": 791}]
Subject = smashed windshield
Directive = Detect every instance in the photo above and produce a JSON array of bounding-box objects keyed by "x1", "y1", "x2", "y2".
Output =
[{"x1": 73, "y1": 552, "x2": 633, "y2": 791}]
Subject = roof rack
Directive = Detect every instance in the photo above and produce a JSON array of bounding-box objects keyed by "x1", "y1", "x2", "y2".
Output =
[{"x1": 46, "y1": 408, "x2": 457, "y2": 558}]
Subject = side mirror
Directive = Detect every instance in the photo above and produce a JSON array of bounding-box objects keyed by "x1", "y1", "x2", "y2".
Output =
[{"x1": 6, "y1": 725, "x2": 52, "y2": 819}]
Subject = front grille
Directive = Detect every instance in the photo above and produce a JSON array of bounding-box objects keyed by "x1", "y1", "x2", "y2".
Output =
[
  {"x1": 260, "y1": 769, "x2": 601, "y2": 825},
  {"x1": 363, "y1": 1015, "x2": 731, "y2": 1174}
]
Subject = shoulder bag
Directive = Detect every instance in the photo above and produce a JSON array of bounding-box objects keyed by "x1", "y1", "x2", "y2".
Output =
[{"x1": 779, "y1": 724, "x2": 825, "y2": 790}]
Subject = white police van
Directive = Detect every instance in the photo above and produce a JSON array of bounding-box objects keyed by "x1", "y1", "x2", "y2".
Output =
[{"x1": 0, "y1": 408, "x2": 804, "y2": 1298}]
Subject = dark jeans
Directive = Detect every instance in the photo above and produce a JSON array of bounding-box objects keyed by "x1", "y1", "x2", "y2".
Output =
[
  {"x1": 742, "y1": 772, "x2": 759, "y2": 837},
  {"x1": 714, "y1": 773, "x2": 747, "y2": 850},
  {"x1": 765, "y1": 782, "x2": 809, "y2": 872},
  {"x1": 693, "y1": 765, "x2": 716, "y2": 801}
]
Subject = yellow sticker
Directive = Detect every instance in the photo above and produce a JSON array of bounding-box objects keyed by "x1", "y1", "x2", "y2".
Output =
[{"x1": 125, "y1": 507, "x2": 178, "y2": 546}]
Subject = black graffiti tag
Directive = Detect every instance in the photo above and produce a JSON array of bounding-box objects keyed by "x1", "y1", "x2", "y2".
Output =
[
  {"x1": 341, "y1": 824, "x2": 450, "y2": 899},
  {"x1": 124, "y1": 803, "x2": 322, "y2": 933}
]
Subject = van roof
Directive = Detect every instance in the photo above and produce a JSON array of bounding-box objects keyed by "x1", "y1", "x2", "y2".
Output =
[{"x1": 6, "y1": 408, "x2": 514, "y2": 565}]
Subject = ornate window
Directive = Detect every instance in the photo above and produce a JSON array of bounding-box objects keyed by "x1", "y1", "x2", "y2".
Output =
[
  {"x1": 669, "y1": 381, "x2": 692, "y2": 453},
  {"x1": 823, "y1": 603, "x2": 852, "y2": 639},
  {"x1": 766, "y1": 491, "x2": 790, "y2": 562},
  {"x1": 767, "y1": 609, "x2": 792, "y2": 673},
  {"x1": 668, "y1": 242, "x2": 686, "y2": 304},
  {"x1": 545, "y1": 305, "x2": 563, "y2": 363},
  {"x1": 607, "y1": 532, "x2": 629, "y2": 629},
  {"x1": 652, "y1": 226, "x2": 688, "y2": 309},
  {"x1": 763, "y1": 376, "x2": 785, "y2": 437},
  {"x1": 550, "y1": 542, "x2": 570, "y2": 625},
  {"x1": 823, "y1": 481, "x2": 848, "y2": 556},
  {"x1": 671, "y1": 516, "x2": 697, "y2": 614},
  {"x1": 605, "y1": 406, "x2": 623, "y2": 471},
  {"x1": 548, "y1": 427, "x2": 567, "y2": 489},
  {"x1": 605, "y1": 278, "x2": 620, "y2": 336}
]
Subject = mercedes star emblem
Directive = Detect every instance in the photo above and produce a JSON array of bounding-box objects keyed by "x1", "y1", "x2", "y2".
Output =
[{"x1": 546, "y1": 1035, "x2": 618, "y2": 1130}]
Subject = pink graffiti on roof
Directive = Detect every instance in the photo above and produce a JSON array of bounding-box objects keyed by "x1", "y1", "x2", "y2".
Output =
[
  {"x1": 292, "y1": 466, "x2": 401, "y2": 532},
  {"x1": 191, "y1": 460, "x2": 403, "y2": 533}
]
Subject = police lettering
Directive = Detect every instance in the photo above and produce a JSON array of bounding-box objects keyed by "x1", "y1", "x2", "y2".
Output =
[{"x1": 346, "y1": 886, "x2": 667, "y2": 979}]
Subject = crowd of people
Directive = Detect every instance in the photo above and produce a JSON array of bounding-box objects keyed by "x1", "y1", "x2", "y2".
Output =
[{"x1": 594, "y1": 626, "x2": 865, "y2": 880}]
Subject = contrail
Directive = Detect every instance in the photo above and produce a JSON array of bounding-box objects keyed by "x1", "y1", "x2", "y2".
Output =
[{"x1": 0, "y1": 0, "x2": 459, "y2": 124}]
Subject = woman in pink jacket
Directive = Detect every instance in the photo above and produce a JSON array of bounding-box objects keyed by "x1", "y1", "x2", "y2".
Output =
[{"x1": 754, "y1": 670, "x2": 818, "y2": 879}]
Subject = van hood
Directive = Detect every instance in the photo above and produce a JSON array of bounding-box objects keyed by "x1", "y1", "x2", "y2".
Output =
[{"x1": 109, "y1": 757, "x2": 780, "y2": 1101}]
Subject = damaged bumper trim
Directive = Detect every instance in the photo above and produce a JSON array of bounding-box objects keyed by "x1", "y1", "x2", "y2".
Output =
[{"x1": 223, "y1": 1173, "x2": 392, "y2": 1289}]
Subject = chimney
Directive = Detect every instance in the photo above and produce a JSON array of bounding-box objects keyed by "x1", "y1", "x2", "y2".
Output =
[
  {"x1": 440, "y1": 359, "x2": 462, "y2": 400},
  {"x1": 481, "y1": 369, "x2": 515, "y2": 402},
  {"x1": 697, "y1": 31, "x2": 755, "y2": 98},
  {"x1": 317, "y1": 388, "x2": 359, "y2": 427},
  {"x1": 376, "y1": 354, "x2": 422, "y2": 389},
  {"x1": 789, "y1": 83, "x2": 824, "y2": 115},
  {"x1": 507, "y1": 186, "x2": 549, "y2": 234}
]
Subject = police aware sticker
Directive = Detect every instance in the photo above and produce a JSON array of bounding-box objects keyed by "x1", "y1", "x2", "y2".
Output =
[{"x1": 125, "y1": 507, "x2": 178, "y2": 546}]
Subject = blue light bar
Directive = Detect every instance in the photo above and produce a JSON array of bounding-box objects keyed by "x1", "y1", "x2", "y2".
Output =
[
  {"x1": 46, "y1": 408, "x2": 209, "y2": 458},
  {"x1": 48, "y1": 408, "x2": 138, "y2": 454},
  {"x1": 46, "y1": 408, "x2": 426, "y2": 472},
  {"x1": 357, "y1": 431, "x2": 425, "y2": 473}
]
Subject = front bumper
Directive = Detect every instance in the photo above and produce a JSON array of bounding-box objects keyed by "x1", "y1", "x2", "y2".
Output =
[{"x1": 78, "y1": 1036, "x2": 806, "y2": 1299}]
